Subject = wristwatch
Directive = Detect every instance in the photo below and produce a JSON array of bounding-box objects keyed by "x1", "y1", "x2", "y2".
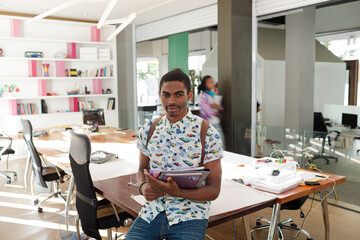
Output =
[{"x1": 138, "y1": 181, "x2": 148, "y2": 195}]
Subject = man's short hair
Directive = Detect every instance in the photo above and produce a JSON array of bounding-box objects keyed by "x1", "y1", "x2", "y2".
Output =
[{"x1": 159, "y1": 69, "x2": 191, "y2": 94}]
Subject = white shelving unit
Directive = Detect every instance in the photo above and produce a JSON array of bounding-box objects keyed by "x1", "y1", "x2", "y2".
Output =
[{"x1": 0, "y1": 16, "x2": 118, "y2": 133}]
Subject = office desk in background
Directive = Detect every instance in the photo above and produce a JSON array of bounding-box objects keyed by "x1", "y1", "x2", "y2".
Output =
[{"x1": 20, "y1": 127, "x2": 346, "y2": 240}]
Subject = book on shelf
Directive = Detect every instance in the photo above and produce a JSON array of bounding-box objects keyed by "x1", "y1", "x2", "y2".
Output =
[
  {"x1": 107, "y1": 97, "x2": 115, "y2": 110},
  {"x1": 79, "y1": 100, "x2": 94, "y2": 110},
  {"x1": 89, "y1": 65, "x2": 113, "y2": 77},
  {"x1": 17, "y1": 103, "x2": 36, "y2": 115}
]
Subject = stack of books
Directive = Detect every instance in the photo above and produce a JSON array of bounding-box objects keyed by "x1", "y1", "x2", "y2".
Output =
[
  {"x1": 79, "y1": 101, "x2": 94, "y2": 109},
  {"x1": 89, "y1": 65, "x2": 113, "y2": 77},
  {"x1": 17, "y1": 103, "x2": 36, "y2": 115}
]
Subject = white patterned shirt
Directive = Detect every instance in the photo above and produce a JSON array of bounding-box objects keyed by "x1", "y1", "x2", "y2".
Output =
[{"x1": 137, "y1": 110, "x2": 223, "y2": 226}]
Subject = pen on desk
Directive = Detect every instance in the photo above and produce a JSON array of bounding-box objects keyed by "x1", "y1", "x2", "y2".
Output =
[{"x1": 315, "y1": 174, "x2": 326, "y2": 178}]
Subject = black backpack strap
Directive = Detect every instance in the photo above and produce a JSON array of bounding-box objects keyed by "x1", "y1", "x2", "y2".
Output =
[
  {"x1": 200, "y1": 120, "x2": 209, "y2": 167},
  {"x1": 146, "y1": 118, "x2": 162, "y2": 147}
]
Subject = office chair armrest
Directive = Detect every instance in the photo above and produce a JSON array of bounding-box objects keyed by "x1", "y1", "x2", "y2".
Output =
[{"x1": 43, "y1": 165, "x2": 65, "y2": 183}]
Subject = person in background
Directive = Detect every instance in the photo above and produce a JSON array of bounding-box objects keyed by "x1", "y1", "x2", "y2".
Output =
[{"x1": 198, "y1": 75, "x2": 225, "y2": 146}]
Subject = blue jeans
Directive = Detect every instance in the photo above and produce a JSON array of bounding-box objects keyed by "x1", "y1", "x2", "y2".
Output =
[{"x1": 126, "y1": 212, "x2": 208, "y2": 240}]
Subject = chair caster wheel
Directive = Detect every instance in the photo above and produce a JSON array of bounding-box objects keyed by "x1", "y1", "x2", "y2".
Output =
[
  {"x1": 256, "y1": 220, "x2": 262, "y2": 227},
  {"x1": 14, "y1": 174, "x2": 17, "y2": 178},
  {"x1": 38, "y1": 207, "x2": 43, "y2": 213},
  {"x1": 307, "y1": 238, "x2": 313, "y2": 240},
  {"x1": 7, "y1": 179, "x2": 11, "y2": 184},
  {"x1": 34, "y1": 199, "x2": 39, "y2": 205}
]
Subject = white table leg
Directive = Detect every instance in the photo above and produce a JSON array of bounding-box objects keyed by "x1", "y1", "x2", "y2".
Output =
[
  {"x1": 267, "y1": 203, "x2": 280, "y2": 240},
  {"x1": 320, "y1": 190, "x2": 330, "y2": 240},
  {"x1": 65, "y1": 175, "x2": 75, "y2": 230}
]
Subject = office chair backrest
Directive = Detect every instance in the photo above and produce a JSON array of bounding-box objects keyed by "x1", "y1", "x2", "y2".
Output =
[
  {"x1": 69, "y1": 131, "x2": 101, "y2": 239},
  {"x1": 313, "y1": 112, "x2": 328, "y2": 133},
  {"x1": 21, "y1": 119, "x2": 47, "y2": 188}
]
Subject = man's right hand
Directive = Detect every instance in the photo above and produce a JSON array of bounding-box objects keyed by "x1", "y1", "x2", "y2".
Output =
[{"x1": 141, "y1": 183, "x2": 166, "y2": 201}]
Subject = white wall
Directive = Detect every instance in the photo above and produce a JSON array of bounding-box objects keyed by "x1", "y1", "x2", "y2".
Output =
[
  {"x1": 314, "y1": 62, "x2": 346, "y2": 113},
  {"x1": 262, "y1": 60, "x2": 346, "y2": 128},
  {"x1": 202, "y1": 43, "x2": 218, "y2": 81},
  {"x1": 263, "y1": 60, "x2": 286, "y2": 127}
]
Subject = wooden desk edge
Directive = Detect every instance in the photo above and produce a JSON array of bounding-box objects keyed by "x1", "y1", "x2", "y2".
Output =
[{"x1": 208, "y1": 198, "x2": 276, "y2": 228}]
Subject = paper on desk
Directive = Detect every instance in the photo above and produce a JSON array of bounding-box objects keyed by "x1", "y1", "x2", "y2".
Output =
[
  {"x1": 131, "y1": 194, "x2": 146, "y2": 206},
  {"x1": 297, "y1": 169, "x2": 328, "y2": 181}
]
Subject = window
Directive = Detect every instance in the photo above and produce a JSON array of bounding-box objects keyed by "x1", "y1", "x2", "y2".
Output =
[{"x1": 136, "y1": 58, "x2": 159, "y2": 106}]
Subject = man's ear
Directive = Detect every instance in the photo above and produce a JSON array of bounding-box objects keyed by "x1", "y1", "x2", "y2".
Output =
[{"x1": 187, "y1": 90, "x2": 193, "y2": 101}]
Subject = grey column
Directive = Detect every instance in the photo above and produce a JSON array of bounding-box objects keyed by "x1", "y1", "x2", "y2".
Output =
[
  {"x1": 218, "y1": 0, "x2": 253, "y2": 154},
  {"x1": 116, "y1": 24, "x2": 138, "y2": 129},
  {"x1": 285, "y1": 7, "x2": 315, "y2": 131}
]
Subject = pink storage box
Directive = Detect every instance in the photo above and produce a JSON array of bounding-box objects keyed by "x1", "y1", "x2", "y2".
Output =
[
  {"x1": 69, "y1": 97, "x2": 79, "y2": 112},
  {"x1": 91, "y1": 26, "x2": 100, "y2": 42},
  {"x1": 92, "y1": 79, "x2": 102, "y2": 94},
  {"x1": 38, "y1": 79, "x2": 47, "y2": 96},
  {"x1": 67, "y1": 43, "x2": 77, "y2": 59}
]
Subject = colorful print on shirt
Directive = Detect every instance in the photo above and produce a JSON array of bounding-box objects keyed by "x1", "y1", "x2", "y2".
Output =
[{"x1": 137, "y1": 110, "x2": 223, "y2": 226}]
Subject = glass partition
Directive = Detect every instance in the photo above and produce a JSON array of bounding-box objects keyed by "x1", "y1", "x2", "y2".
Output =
[{"x1": 234, "y1": 123, "x2": 360, "y2": 208}]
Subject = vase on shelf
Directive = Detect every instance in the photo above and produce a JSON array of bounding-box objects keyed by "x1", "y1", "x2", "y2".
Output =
[{"x1": 42, "y1": 63, "x2": 50, "y2": 77}]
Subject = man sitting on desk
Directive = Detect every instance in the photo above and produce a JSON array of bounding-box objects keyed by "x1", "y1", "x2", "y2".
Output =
[{"x1": 126, "y1": 70, "x2": 223, "y2": 240}]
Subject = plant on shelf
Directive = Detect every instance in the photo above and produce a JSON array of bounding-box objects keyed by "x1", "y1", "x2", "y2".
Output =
[{"x1": 0, "y1": 84, "x2": 20, "y2": 97}]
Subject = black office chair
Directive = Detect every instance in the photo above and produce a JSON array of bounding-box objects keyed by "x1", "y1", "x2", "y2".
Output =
[
  {"x1": 312, "y1": 112, "x2": 339, "y2": 164},
  {"x1": 251, "y1": 196, "x2": 312, "y2": 240},
  {"x1": 0, "y1": 134, "x2": 17, "y2": 184},
  {"x1": 69, "y1": 131, "x2": 133, "y2": 240},
  {"x1": 21, "y1": 119, "x2": 67, "y2": 212}
]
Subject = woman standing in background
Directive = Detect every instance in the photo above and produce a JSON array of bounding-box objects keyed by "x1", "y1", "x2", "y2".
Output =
[{"x1": 198, "y1": 75, "x2": 225, "y2": 146}]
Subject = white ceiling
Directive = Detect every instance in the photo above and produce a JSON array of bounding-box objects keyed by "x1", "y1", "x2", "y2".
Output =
[{"x1": 0, "y1": 0, "x2": 217, "y2": 25}]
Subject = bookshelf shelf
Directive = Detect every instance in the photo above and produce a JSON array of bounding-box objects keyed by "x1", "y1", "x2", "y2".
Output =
[
  {"x1": 0, "y1": 94, "x2": 116, "y2": 100},
  {"x1": 0, "y1": 57, "x2": 114, "y2": 63},
  {"x1": 0, "y1": 36, "x2": 113, "y2": 45}
]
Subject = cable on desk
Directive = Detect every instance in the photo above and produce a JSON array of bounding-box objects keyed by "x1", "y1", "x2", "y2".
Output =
[{"x1": 293, "y1": 178, "x2": 337, "y2": 239}]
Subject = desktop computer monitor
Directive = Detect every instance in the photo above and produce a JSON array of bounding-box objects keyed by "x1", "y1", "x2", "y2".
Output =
[
  {"x1": 82, "y1": 108, "x2": 105, "y2": 126},
  {"x1": 342, "y1": 113, "x2": 357, "y2": 129}
]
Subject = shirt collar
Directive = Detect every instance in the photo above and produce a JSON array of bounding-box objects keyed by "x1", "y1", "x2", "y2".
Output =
[{"x1": 163, "y1": 109, "x2": 194, "y2": 127}]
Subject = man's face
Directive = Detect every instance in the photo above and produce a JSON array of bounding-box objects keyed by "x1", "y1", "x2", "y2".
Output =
[{"x1": 160, "y1": 81, "x2": 192, "y2": 119}]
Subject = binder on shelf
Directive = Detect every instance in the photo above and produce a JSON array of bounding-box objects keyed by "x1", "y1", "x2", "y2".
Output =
[
  {"x1": 38, "y1": 79, "x2": 47, "y2": 96},
  {"x1": 69, "y1": 97, "x2": 79, "y2": 112},
  {"x1": 10, "y1": 19, "x2": 21, "y2": 37},
  {"x1": 41, "y1": 99, "x2": 48, "y2": 114},
  {"x1": 55, "y1": 61, "x2": 65, "y2": 77},
  {"x1": 28, "y1": 60, "x2": 37, "y2": 77},
  {"x1": 107, "y1": 98, "x2": 115, "y2": 110},
  {"x1": 9, "y1": 99, "x2": 18, "y2": 115},
  {"x1": 67, "y1": 42, "x2": 77, "y2": 59},
  {"x1": 93, "y1": 78, "x2": 102, "y2": 94},
  {"x1": 91, "y1": 26, "x2": 100, "y2": 42}
]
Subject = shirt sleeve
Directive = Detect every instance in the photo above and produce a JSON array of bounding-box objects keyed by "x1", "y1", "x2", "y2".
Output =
[
  {"x1": 137, "y1": 121, "x2": 152, "y2": 157},
  {"x1": 203, "y1": 124, "x2": 224, "y2": 164}
]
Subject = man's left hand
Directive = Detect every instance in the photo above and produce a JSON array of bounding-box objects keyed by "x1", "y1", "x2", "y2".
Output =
[{"x1": 144, "y1": 169, "x2": 180, "y2": 197}]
